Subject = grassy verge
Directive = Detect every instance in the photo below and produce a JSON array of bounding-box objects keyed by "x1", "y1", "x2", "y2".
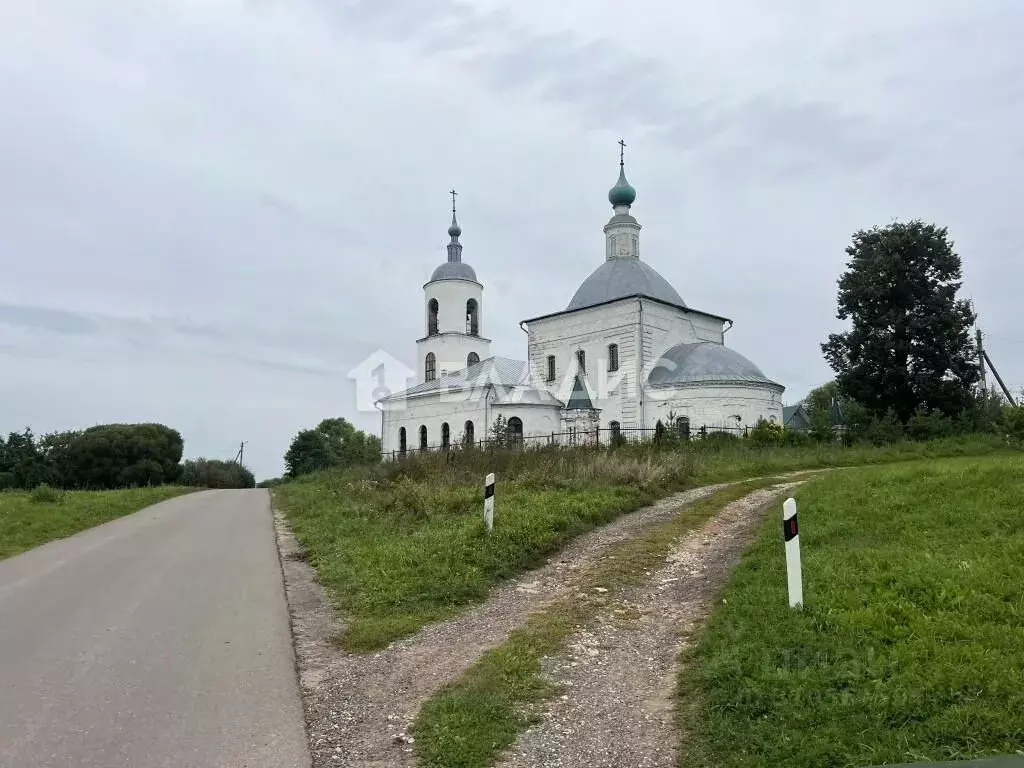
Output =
[
  {"x1": 0, "y1": 485, "x2": 194, "y2": 559},
  {"x1": 411, "y1": 479, "x2": 795, "y2": 768},
  {"x1": 678, "y1": 454, "x2": 1024, "y2": 767},
  {"x1": 274, "y1": 436, "x2": 1008, "y2": 653}
]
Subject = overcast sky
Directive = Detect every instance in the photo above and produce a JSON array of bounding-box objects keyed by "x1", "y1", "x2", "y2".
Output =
[{"x1": 2, "y1": 1, "x2": 1022, "y2": 480}]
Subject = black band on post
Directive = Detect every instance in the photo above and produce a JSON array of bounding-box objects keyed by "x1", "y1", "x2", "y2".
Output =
[
  {"x1": 783, "y1": 515, "x2": 798, "y2": 542},
  {"x1": 485, "y1": 483, "x2": 495, "y2": 499}
]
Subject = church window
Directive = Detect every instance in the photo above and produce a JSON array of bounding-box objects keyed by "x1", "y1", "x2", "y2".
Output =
[
  {"x1": 467, "y1": 352, "x2": 480, "y2": 368},
  {"x1": 419, "y1": 425, "x2": 428, "y2": 450},
  {"x1": 675, "y1": 416, "x2": 691, "y2": 440},
  {"x1": 428, "y1": 299, "x2": 439, "y2": 336},
  {"x1": 507, "y1": 416, "x2": 524, "y2": 443},
  {"x1": 466, "y1": 299, "x2": 479, "y2": 336},
  {"x1": 464, "y1": 420, "x2": 475, "y2": 445},
  {"x1": 398, "y1": 427, "x2": 407, "y2": 456},
  {"x1": 576, "y1": 350, "x2": 586, "y2": 374},
  {"x1": 441, "y1": 422, "x2": 450, "y2": 449},
  {"x1": 546, "y1": 355, "x2": 556, "y2": 382},
  {"x1": 607, "y1": 343, "x2": 619, "y2": 372},
  {"x1": 425, "y1": 353, "x2": 437, "y2": 382}
]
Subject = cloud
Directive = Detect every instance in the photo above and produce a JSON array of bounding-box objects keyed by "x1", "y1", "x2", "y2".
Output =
[{"x1": 2, "y1": 0, "x2": 1022, "y2": 478}]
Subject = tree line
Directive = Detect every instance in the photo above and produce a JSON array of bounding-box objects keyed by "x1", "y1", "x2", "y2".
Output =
[{"x1": 0, "y1": 423, "x2": 254, "y2": 491}]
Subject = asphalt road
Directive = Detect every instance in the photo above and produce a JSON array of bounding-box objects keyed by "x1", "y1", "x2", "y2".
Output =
[{"x1": 0, "y1": 489, "x2": 311, "y2": 768}]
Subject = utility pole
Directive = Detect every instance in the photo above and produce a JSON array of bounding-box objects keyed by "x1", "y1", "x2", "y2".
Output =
[
  {"x1": 976, "y1": 328, "x2": 987, "y2": 395},
  {"x1": 234, "y1": 441, "x2": 246, "y2": 465}
]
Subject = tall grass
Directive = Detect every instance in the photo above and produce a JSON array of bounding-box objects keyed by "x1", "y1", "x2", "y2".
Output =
[{"x1": 274, "y1": 434, "x2": 1012, "y2": 652}]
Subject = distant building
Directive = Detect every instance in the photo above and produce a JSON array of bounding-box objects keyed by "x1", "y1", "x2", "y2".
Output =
[
  {"x1": 783, "y1": 404, "x2": 812, "y2": 432},
  {"x1": 378, "y1": 147, "x2": 785, "y2": 453}
]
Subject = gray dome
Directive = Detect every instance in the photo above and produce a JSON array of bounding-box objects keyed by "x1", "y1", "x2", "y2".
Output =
[
  {"x1": 429, "y1": 261, "x2": 478, "y2": 282},
  {"x1": 648, "y1": 342, "x2": 781, "y2": 387},
  {"x1": 567, "y1": 259, "x2": 685, "y2": 311}
]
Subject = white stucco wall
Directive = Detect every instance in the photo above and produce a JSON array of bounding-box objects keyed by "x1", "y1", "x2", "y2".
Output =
[
  {"x1": 523, "y1": 298, "x2": 731, "y2": 431},
  {"x1": 641, "y1": 301, "x2": 725, "y2": 359},
  {"x1": 525, "y1": 300, "x2": 640, "y2": 428},
  {"x1": 645, "y1": 382, "x2": 784, "y2": 432},
  {"x1": 381, "y1": 392, "x2": 488, "y2": 455},
  {"x1": 380, "y1": 389, "x2": 564, "y2": 455}
]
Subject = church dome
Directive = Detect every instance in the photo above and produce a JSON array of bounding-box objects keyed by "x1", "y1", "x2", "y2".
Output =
[
  {"x1": 429, "y1": 261, "x2": 477, "y2": 282},
  {"x1": 648, "y1": 342, "x2": 781, "y2": 387},
  {"x1": 567, "y1": 258, "x2": 685, "y2": 311},
  {"x1": 608, "y1": 167, "x2": 637, "y2": 207}
]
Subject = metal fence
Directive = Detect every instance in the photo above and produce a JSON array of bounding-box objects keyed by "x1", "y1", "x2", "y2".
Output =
[{"x1": 383, "y1": 423, "x2": 749, "y2": 460}]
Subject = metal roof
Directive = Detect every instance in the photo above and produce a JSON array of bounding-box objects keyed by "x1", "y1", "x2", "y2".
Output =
[
  {"x1": 428, "y1": 261, "x2": 478, "y2": 282},
  {"x1": 566, "y1": 258, "x2": 686, "y2": 312},
  {"x1": 647, "y1": 342, "x2": 783, "y2": 389},
  {"x1": 566, "y1": 375, "x2": 595, "y2": 410},
  {"x1": 382, "y1": 356, "x2": 528, "y2": 400}
]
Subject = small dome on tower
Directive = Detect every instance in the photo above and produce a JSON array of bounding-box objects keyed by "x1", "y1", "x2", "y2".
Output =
[
  {"x1": 448, "y1": 219, "x2": 462, "y2": 238},
  {"x1": 608, "y1": 166, "x2": 637, "y2": 207}
]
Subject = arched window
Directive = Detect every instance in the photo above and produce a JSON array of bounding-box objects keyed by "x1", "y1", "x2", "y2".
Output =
[
  {"x1": 675, "y1": 416, "x2": 691, "y2": 440},
  {"x1": 428, "y1": 298, "x2": 439, "y2": 336},
  {"x1": 609, "y1": 420, "x2": 621, "y2": 441},
  {"x1": 464, "y1": 420, "x2": 474, "y2": 445},
  {"x1": 507, "y1": 416, "x2": 524, "y2": 444},
  {"x1": 546, "y1": 355, "x2": 556, "y2": 382},
  {"x1": 419, "y1": 425, "x2": 428, "y2": 450},
  {"x1": 441, "y1": 422, "x2": 450, "y2": 449},
  {"x1": 425, "y1": 352, "x2": 437, "y2": 382},
  {"x1": 576, "y1": 349, "x2": 586, "y2": 374},
  {"x1": 607, "y1": 343, "x2": 619, "y2": 372},
  {"x1": 467, "y1": 352, "x2": 480, "y2": 368},
  {"x1": 466, "y1": 298, "x2": 479, "y2": 336},
  {"x1": 398, "y1": 427, "x2": 407, "y2": 456}
]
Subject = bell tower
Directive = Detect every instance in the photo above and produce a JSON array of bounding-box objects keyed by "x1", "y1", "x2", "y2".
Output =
[{"x1": 416, "y1": 191, "x2": 491, "y2": 383}]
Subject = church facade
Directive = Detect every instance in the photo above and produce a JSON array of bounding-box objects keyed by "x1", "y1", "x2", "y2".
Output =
[{"x1": 378, "y1": 152, "x2": 784, "y2": 455}]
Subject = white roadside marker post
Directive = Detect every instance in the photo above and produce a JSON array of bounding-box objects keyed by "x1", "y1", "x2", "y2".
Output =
[
  {"x1": 783, "y1": 497, "x2": 803, "y2": 608},
  {"x1": 484, "y1": 473, "x2": 495, "y2": 532}
]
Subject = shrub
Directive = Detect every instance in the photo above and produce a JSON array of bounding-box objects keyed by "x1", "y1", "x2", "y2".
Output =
[
  {"x1": 906, "y1": 408, "x2": 956, "y2": 441},
  {"x1": 747, "y1": 418, "x2": 785, "y2": 446},
  {"x1": 181, "y1": 458, "x2": 256, "y2": 489},
  {"x1": 1003, "y1": 406, "x2": 1024, "y2": 442},
  {"x1": 117, "y1": 459, "x2": 165, "y2": 487},
  {"x1": 29, "y1": 483, "x2": 65, "y2": 504}
]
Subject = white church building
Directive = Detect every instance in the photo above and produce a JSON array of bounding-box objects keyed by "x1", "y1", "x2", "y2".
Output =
[{"x1": 378, "y1": 149, "x2": 784, "y2": 455}]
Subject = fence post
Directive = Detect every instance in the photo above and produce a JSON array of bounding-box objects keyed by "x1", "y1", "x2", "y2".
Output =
[
  {"x1": 783, "y1": 497, "x2": 803, "y2": 608},
  {"x1": 484, "y1": 473, "x2": 495, "y2": 532}
]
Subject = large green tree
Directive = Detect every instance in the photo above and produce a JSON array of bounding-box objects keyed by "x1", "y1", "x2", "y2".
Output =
[
  {"x1": 822, "y1": 221, "x2": 979, "y2": 422},
  {"x1": 284, "y1": 417, "x2": 380, "y2": 477}
]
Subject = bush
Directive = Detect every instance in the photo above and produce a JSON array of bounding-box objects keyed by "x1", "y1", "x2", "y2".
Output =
[
  {"x1": 117, "y1": 459, "x2": 165, "y2": 487},
  {"x1": 746, "y1": 419, "x2": 784, "y2": 446},
  {"x1": 906, "y1": 408, "x2": 956, "y2": 441},
  {"x1": 29, "y1": 483, "x2": 65, "y2": 504},
  {"x1": 1003, "y1": 406, "x2": 1024, "y2": 442},
  {"x1": 180, "y1": 459, "x2": 256, "y2": 489},
  {"x1": 781, "y1": 428, "x2": 812, "y2": 447}
]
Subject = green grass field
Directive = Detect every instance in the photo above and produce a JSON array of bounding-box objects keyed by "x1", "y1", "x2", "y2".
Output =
[
  {"x1": 412, "y1": 479, "x2": 794, "y2": 768},
  {"x1": 0, "y1": 486, "x2": 194, "y2": 559},
  {"x1": 679, "y1": 454, "x2": 1024, "y2": 767},
  {"x1": 273, "y1": 436, "x2": 1009, "y2": 653}
]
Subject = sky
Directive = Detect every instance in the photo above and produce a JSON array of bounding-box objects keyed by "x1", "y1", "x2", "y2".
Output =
[{"x1": 2, "y1": 0, "x2": 1023, "y2": 480}]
